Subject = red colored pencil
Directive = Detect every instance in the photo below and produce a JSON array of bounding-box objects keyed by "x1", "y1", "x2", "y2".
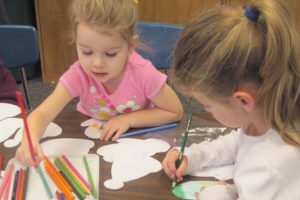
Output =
[
  {"x1": 15, "y1": 91, "x2": 36, "y2": 165},
  {"x1": 0, "y1": 154, "x2": 3, "y2": 178},
  {"x1": 55, "y1": 191, "x2": 62, "y2": 200}
]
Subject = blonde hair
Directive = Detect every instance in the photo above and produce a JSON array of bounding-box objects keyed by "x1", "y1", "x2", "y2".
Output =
[
  {"x1": 172, "y1": 0, "x2": 300, "y2": 145},
  {"x1": 70, "y1": 0, "x2": 137, "y2": 45}
]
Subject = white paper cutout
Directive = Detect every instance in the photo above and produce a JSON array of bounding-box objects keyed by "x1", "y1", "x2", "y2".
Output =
[
  {"x1": 3, "y1": 122, "x2": 62, "y2": 148},
  {"x1": 97, "y1": 138, "x2": 170, "y2": 190},
  {"x1": 0, "y1": 104, "x2": 63, "y2": 148},
  {"x1": 0, "y1": 103, "x2": 20, "y2": 120},
  {"x1": 191, "y1": 164, "x2": 234, "y2": 180},
  {"x1": 104, "y1": 179, "x2": 124, "y2": 190},
  {"x1": 3, "y1": 127, "x2": 22, "y2": 147},
  {"x1": 81, "y1": 119, "x2": 104, "y2": 139},
  {"x1": 0, "y1": 117, "x2": 23, "y2": 143},
  {"x1": 41, "y1": 138, "x2": 95, "y2": 156}
]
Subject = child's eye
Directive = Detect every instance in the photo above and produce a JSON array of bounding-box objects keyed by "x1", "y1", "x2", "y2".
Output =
[
  {"x1": 82, "y1": 51, "x2": 93, "y2": 55},
  {"x1": 105, "y1": 52, "x2": 117, "y2": 57}
]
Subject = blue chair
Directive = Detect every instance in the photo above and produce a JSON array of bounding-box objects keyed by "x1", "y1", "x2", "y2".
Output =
[
  {"x1": 136, "y1": 21, "x2": 183, "y2": 82},
  {"x1": 0, "y1": 25, "x2": 39, "y2": 109}
]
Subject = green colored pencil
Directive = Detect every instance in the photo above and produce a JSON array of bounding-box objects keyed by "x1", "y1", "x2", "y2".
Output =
[
  {"x1": 83, "y1": 156, "x2": 97, "y2": 198},
  {"x1": 172, "y1": 114, "x2": 192, "y2": 188},
  {"x1": 54, "y1": 158, "x2": 86, "y2": 199}
]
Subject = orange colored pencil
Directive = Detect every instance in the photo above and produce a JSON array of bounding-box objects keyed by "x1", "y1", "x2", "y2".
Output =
[
  {"x1": 44, "y1": 157, "x2": 72, "y2": 191},
  {"x1": 44, "y1": 163, "x2": 74, "y2": 200},
  {"x1": 18, "y1": 169, "x2": 25, "y2": 200},
  {"x1": 59, "y1": 157, "x2": 90, "y2": 194}
]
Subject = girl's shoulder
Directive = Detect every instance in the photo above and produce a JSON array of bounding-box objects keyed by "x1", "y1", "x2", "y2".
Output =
[{"x1": 127, "y1": 51, "x2": 155, "y2": 70}]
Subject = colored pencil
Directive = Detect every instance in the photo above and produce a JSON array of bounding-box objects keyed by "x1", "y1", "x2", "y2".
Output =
[
  {"x1": 22, "y1": 167, "x2": 30, "y2": 200},
  {"x1": 0, "y1": 163, "x2": 14, "y2": 199},
  {"x1": 11, "y1": 170, "x2": 19, "y2": 200},
  {"x1": 3, "y1": 169, "x2": 12, "y2": 200},
  {"x1": 15, "y1": 169, "x2": 22, "y2": 200},
  {"x1": 44, "y1": 156, "x2": 72, "y2": 191},
  {"x1": 15, "y1": 91, "x2": 36, "y2": 165},
  {"x1": 54, "y1": 158, "x2": 85, "y2": 199},
  {"x1": 60, "y1": 192, "x2": 66, "y2": 200},
  {"x1": 61, "y1": 155, "x2": 91, "y2": 193},
  {"x1": 0, "y1": 154, "x2": 3, "y2": 178},
  {"x1": 60, "y1": 170, "x2": 83, "y2": 200},
  {"x1": 120, "y1": 123, "x2": 177, "y2": 138},
  {"x1": 172, "y1": 114, "x2": 192, "y2": 188},
  {"x1": 57, "y1": 157, "x2": 86, "y2": 196},
  {"x1": 44, "y1": 162, "x2": 73, "y2": 200},
  {"x1": 36, "y1": 165, "x2": 53, "y2": 199},
  {"x1": 18, "y1": 169, "x2": 25, "y2": 200},
  {"x1": 82, "y1": 156, "x2": 97, "y2": 198},
  {"x1": 55, "y1": 191, "x2": 62, "y2": 200}
]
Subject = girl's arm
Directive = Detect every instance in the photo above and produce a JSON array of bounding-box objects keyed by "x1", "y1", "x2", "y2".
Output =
[
  {"x1": 126, "y1": 83, "x2": 183, "y2": 126},
  {"x1": 183, "y1": 129, "x2": 240, "y2": 175},
  {"x1": 102, "y1": 83, "x2": 183, "y2": 141},
  {"x1": 25, "y1": 81, "x2": 73, "y2": 141},
  {"x1": 16, "y1": 81, "x2": 73, "y2": 166}
]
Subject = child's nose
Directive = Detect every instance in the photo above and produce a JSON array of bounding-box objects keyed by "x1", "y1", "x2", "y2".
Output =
[{"x1": 93, "y1": 56, "x2": 105, "y2": 68}]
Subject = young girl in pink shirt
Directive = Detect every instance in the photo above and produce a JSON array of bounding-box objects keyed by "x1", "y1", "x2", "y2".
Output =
[{"x1": 16, "y1": 0, "x2": 183, "y2": 166}]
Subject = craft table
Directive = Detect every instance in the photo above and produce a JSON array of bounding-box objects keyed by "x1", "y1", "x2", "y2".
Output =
[{"x1": 0, "y1": 109, "x2": 225, "y2": 200}]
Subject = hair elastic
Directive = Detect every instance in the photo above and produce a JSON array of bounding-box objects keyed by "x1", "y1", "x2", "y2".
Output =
[{"x1": 244, "y1": 6, "x2": 259, "y2": 22}]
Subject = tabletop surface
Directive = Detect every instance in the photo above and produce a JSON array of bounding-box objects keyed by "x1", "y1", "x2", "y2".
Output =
[{"x1": 0, "y1": 109, "x2": 227, "y2": 200}]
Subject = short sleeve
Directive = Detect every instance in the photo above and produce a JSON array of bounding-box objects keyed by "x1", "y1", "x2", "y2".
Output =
[
  {"x1": 140, "y1": 61, "x2": 167, "y2": 99},
  {"x1": 59, "y1": 61, "x2": 87, "y2": 98}
]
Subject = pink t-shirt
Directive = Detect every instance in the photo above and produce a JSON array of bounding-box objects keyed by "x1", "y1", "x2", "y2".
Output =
[{"x1": 60, "y1": 52, "x2": 167, "y2": 120}]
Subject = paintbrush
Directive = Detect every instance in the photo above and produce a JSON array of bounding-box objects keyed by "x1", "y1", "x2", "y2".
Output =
[{"x1": 172, "y1": 114, "x2": 192, "y2": 188}]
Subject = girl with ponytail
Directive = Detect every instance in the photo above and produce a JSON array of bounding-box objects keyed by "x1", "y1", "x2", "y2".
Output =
[{"x1": 163, "y1": 0, "x2": 300, "y2": 199}]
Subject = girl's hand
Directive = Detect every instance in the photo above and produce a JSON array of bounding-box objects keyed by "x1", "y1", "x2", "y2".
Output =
[
  {"x1": 162, "y1": 149, "x2": 188, "y2": 182},
  {"x1": 15, "y1": 140, "x2": 45, "y2": 167},
  {"x1": 100, "y1": 115, "x2": 130, "y2": 141}
]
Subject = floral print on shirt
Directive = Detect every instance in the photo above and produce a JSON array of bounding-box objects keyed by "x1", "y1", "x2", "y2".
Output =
[
  {"x1": 116, "y1": 100, "x2": 140, "y2": 113},
  {"x1": 89, "y1": 86, "x2": 141, "y2": 120}
]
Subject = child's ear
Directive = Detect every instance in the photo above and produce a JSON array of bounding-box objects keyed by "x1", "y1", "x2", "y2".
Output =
[
  {"x1": 128, "y1": 35, "x2": 139, "y2": 53},
  {"x1": 233, "y1": 91, "x2": 255, "y2": 112}
]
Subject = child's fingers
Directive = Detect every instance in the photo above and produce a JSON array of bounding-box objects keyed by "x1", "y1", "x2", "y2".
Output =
[
  {"x1": 35, "y1": 146, "x2": 45, "y2": 164},
  {"x1": 104, "y1": 127, "x2": 117, "y2": 141},
  {"x1": 111, "y1": 129, "x2": 124, "y2": 141},
  {"x1": 16, "y1": 149, "x2": 36, "y2": 167},
  {"x1": 175, "y1": 159, "x2": 188, "y2": 181},
  {"x1": 162, "y1": 152, "x2": 179, "y2": 178},
  {"x1": 100, "y1": 126, "x2": 110, "y2": 140}
]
